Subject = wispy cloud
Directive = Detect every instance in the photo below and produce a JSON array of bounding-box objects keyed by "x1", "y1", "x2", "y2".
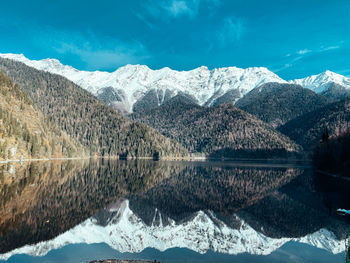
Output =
[
  {"x1": 54, "y1": 40, "x2": 149, "y2": 70},
  {"x1": 139, "y1": 0, "x2": 220, "y2": 22},
  {"x1": 320, "y1": 45, "x2": 340, "y2": 52},
  {"x1": 217, "y1": 17, "x2": 244, "y2": 47},
  {"x1": 296, "y1": 44, "x2": 340, "y2": 56},
  {"x1": 30, "y1": 27, "x2": 150, "y2": 70},
  {"x1": 297, "y1": 49, "x2": 312, "y2": 55},
  {"x1": 273, "y1": 44, "x2": 342, "y2": 73},
  {"x1": 271, "y1": 55, "x2": 304, "y2": 72},
  {"x1": 166, "y1": 0, "x2": 195, "y2": 17}
]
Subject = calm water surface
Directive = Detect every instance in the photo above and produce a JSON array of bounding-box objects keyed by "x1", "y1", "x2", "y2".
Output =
[{"x1": 0, "y1": 159, "x2": 349, "y2": 263}]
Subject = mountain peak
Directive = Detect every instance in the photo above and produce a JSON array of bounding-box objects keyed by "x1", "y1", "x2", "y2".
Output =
[{"x1": 290, "y1": 70, "x2": 350, "y2": 93}]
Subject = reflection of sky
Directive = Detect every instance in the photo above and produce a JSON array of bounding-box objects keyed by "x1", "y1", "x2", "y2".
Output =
[
  {"x1": 0, "y1": 243, "x2": 344, "y2": 263},
  {"x1": 0, "y1": 0, "x2": 349, "y2": 79}
]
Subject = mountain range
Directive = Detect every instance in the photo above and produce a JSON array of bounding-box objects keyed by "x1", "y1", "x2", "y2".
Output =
[
  {"x1": 1, "y1": 53, "x2": 349, "y2": 115},
  {"x1": 0, "y1": 53, "x2": 350, "y2": 159}
]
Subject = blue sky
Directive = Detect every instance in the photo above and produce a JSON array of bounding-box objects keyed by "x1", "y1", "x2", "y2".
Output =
[{"x1": 0, "y1": 0, "x2": 349, "y2": 79}]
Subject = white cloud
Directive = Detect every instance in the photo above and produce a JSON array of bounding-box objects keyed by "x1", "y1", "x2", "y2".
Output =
[
  {"x1": 272, "y1": 55, "x2": 304, "y2": 73},
  {"x1": 320, "y1": 45, "x2": 340, "y2": 51},
  {"x1": 54, "y1": 40, "x2": 149, "y2": 70},
  {"x1": 297, "y1": 49, "x2": 312, "y2": 55},
  {"x1": 217, "y1": 17, "x2": 244, "y2": 47},
  {"x1": 295, "y1": 45, "x2": 340, "y2": 56},
  {"x1": 166, "y1": 0, "x2": 195, "y2": 17},
  {"x1": 30, "y1": 27, "x2": 150, "y2": 70},
  {"x1": 273, "y1": 43, "x2": 342, "y2": 74},
  {"x1": 141, "y1": 0, "x2": 220, "y2": 21}
]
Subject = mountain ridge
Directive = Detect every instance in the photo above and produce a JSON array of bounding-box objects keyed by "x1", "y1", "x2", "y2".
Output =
[
  {"x1": 235, "y1": 82, "x2": 330, "y2": 127},
  {"x1": 0, "y1": 57, "x2": 188, "y2": 159},
  {"x1": 0, "y1": 53, "x2": 286, "y2": 113},
  {"x1": 131, "y1": 98, "x2": 302, "y2": 158},
  {"x1": 1, "y1": 53, "x2": 349, "y2": 115}
]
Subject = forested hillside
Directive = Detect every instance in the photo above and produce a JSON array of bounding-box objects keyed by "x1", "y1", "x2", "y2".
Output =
[
  {"x1": 278, "y1": 97, "x2": 350, "y2": 151},
  {"x1": 312, "y1": 131, "x2": 350, "y2": 177},
  {"x1": 0, "y1": 72, "x2": 86, "y2": 161},
  {"x1": 0, "y1": 58, "x2": 187, "y2": 159},
  {"x1": 235, "y1": 83, "x2": 329, "y2": 127},
  {"x1": 131, "y1": 95, "x2": 301, "y2": 158}
]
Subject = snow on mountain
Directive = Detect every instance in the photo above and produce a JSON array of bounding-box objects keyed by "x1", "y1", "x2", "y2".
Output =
[
  {"x1": 290, "y1": 70, "x2": 350, "y2": 93},
  {"x1": 0, "y1": 199, "x2": 344, "y2": 260},
  {"x1": 0, "y1": 53, "x2": 286, "y2": 113}
]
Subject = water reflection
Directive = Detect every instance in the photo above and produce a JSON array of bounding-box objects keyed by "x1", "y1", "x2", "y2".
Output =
[
  {"x1": 0, "y1": 159, "x2": 349, "y2": 260},
  {"x1": 0, "y1": 159, "x2": 181, "y2": 253},
  {"x1": 127, "y1": 164, "x2": 302, "y2": 223}
]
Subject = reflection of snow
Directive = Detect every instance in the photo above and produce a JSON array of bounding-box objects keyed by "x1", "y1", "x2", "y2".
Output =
[{"x1": 0, "y1": 200, "x2": 344, "y2": 260}]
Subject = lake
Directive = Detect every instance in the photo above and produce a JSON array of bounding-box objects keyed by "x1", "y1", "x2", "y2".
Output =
[{"x1": 0, "y1": 159, "x2": 349, "y2": 263}]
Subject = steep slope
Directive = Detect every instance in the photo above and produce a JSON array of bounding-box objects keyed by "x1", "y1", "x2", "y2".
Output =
[
  {"x1": 278, "y1": 98, "x2": 350, "y2": 150},
  {"x1": 290, "y1": 70, "x2": 350, "y2": 100},
  {"x1": 0, "y1": 57, "x2": 187, "y2": 159},
  {"x1": 0, "y1": 72, "x2": 86, "y2": 161},
  {"x1": 0, "y1": 53, "x2": 286, "y2": 113},
  {"x1": 131, "y1": 96, "x2": 301, "y2": 158},
  {"x1": 319, "y1": 82, "x2": 350, "y2": 102},
  {"x1": 235, "y1": 82, "x2": 329, "y2": 127}
]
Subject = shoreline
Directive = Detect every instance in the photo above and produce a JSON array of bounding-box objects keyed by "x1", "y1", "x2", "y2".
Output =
[
  {"x1": 0, "y1": 155, "x2": 310, "y2": 168},
  {"x1": 0, "y1": 156, "x2": 91, "y2": 164}
]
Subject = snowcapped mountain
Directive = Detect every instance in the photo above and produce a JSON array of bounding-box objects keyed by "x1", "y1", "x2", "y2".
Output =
[
  {"x1": 290, "y1": 70, "x2": 350, "y2": 93},
  {"x1": 0, "y1": 53, "x2": 286, "y2": 113},
  {"x1": 1, "y1": 53, "x2": 349, "y2": 113},
  {"x1": 0, "y1": 199, "x2": 344, "y2": 260}
]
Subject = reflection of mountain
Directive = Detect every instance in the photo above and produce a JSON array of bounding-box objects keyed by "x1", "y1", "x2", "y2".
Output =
[
  {"x1": 0, "y1": 160, "x2": 180, "y2": 253},
  {"x1": 0, "y1": 199, "x2": 344, "y2": 260},
  {"x1": 1, "y1": 161, "x2": 349, "y2": 260}
]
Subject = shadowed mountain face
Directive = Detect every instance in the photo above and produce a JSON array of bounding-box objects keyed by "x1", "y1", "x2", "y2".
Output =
[
  {"x1": 0, "y1": 58, "x2": 187, "y2": 159},
  {"x1": 278, "y1": 97, "x2": 350, "y2": 151},
  {"x1": 131, "y1": 96, "x2": 301, "y2": 158},
  {"x1": 320, "y1": 83, "x2": 350, "y2": 103},
  {"x1": 235, "y1": 82, "x2": 329, "y2": 127}
]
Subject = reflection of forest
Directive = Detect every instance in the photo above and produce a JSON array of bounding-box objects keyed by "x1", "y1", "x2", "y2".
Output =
[
  {"x1": 127, "y1": 166, "x2": 350, "y2": 241},
  {"x1": 0, "y1": 159, "x2": 182, "y2": 253},
  {"x1": 1, "y1": 160, "x2": 349, "y2": 255},
  {"x1": 128, "y1": 165, "x2": 302, "y2": 224}
]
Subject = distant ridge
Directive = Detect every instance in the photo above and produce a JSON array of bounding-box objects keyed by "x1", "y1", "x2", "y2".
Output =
[{"x1": 235, "y1": 82, "x2": 329, "y2": 127}]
